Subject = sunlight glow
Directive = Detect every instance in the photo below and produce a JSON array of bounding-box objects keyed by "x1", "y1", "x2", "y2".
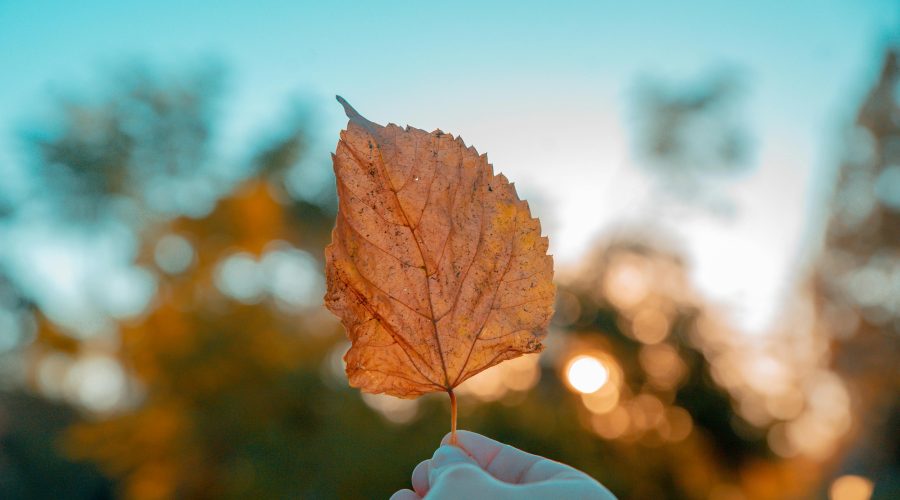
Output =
[{"x1": 565, "y1": 355, "x2": 610, "y2": 394}]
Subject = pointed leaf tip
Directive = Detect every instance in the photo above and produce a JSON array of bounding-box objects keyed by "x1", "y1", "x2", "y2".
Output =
[
  {"x1": 335, "y1": 95, "x2": 358, "y2": 119},
  {"x1": 335, "y1": 96, "x2": 377, "y2": 132}
]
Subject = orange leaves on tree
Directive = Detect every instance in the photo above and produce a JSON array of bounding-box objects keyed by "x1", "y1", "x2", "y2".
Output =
[{"x1": 324, "y1": 97, "x2": 555, "y2": 441}]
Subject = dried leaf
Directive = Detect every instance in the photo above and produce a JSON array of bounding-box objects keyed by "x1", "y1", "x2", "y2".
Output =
[{"x1": 324, "y1": 97, "x2": 555, "y2": 403}]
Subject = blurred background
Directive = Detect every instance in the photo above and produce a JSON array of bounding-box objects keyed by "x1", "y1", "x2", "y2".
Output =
[{"x1": 1, "y1": 1, "x2": 899, "y2": 499}]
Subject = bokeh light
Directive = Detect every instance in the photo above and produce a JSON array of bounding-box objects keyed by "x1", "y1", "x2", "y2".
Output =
[
  {"x1": 565, "y1": 354, "x2": 610, "y2": 394},
  {"x1": 63, "y1": 355, "x2": 127, "y2": 413},
  {"x1": 829, "y1": 475, "x2": 874, "y2": 500},
  {"x1": 361, "y1": 393, "x2": 420, "y2": 425},
  {"x1": 154, "y1": 234, "x2": 195, "y2": 275},
  {"x1": 456, "y1": 353, "x2": 541, "y2": 402}
]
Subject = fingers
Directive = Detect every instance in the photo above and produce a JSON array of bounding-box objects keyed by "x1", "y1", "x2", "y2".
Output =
[
  {"x1": 411, "y1": 459, "x2": 430, "y2": 497},
  {"x1": 427, "y1": 444, "x2": 480, "y2": 485},
  {"x1": 407, "y1": 441, "x2": 479, "y2": 497},
  {"x1": 427, "y1": 446, "x2": 511, "y2": 500},
  {"x1": 429, "y1": 464, "x2": 508, "y2": 499},
  {"x1": 440, "y1": 430, "x2": 503, "y2": 469},
  {"x1": 426, "y1": 458, "x2": 615, "y2": 500},
  {"x1": 441, "y1": 430, "x2": 579, "y2": 484},
  {"x1": 389, "y1": 488, "x2": 420, "y2": 500},
  {"x1": 424, "y1": 431, "x2": 615, "y2": 498}
]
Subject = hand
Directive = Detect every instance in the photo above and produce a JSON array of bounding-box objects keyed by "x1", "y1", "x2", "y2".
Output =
[{"x1": 390, "y1": 430, "x2": 616, "y2": 499}]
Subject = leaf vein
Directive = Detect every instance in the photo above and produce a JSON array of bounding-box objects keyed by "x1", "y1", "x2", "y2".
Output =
[
  {"x1": 366, "y1": 133, "x2": 452, "y2": 387},
  {"x1": 435, "y1": 174, "x2": 484, "y2": 323},
  {"x1": 336, "y1": 271, "x2": 440, "y2": 387},
  {"x1": 492, "y1": 296, "x2": 547, "y2": 311},
  {"x1": 339, "y1": 211, "x2": 421, "y2": 269},
  {"x1": 451, "y1": 214, "x2": 518, "y2": 386}
]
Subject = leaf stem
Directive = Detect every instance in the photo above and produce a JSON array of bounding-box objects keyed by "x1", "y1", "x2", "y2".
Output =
[{"x1": 448, "y1": 388, "x2": 458, "y2": 445}]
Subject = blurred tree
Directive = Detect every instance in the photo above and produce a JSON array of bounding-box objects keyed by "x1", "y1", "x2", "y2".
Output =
[
  {"x1": 0, "y1": 275, "x2": 35, "y2": 386},
  {"x1": 631, "y1": 69, "x2": 752, "y2": 215},
  {"x1": 633, "y1": 69, "x2": 750, "y2": 176},
  {"x1": 813, "y1": 47, "x2": 900, "y2": 499},
  {"x1": 22, "y1": 63, "x2": 225, "y2": 221}
]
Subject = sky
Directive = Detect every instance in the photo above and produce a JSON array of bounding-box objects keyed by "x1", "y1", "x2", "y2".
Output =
[{"x1": 0, "y1": 0, "x2": 897, "y2": 334}]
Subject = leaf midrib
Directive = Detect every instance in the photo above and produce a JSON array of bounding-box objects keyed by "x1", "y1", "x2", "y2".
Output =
[{"x1": 366, "y1": 131, "x2": 452, "y2": 389}]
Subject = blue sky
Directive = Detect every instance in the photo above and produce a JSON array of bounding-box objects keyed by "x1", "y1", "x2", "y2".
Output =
[{"x1": 0, "y1": 0, "x2": 897, "y2": 334}]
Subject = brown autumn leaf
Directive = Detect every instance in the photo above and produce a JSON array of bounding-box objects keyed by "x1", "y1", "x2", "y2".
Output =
[{"x1": 324, "y1": 97, "x2": 555, "y2": 412}]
